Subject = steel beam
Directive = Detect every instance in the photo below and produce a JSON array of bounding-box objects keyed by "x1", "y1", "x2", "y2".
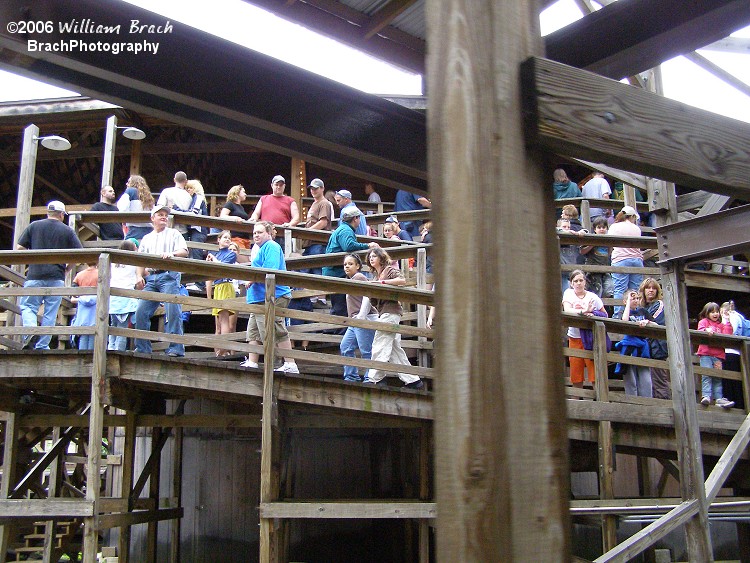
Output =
[
  {"x1": 0, "y1": 0, "x2": 426, "y2": 193},
  {"x1": 656, "y1": 204, "x2": 750, "y2": 264}
]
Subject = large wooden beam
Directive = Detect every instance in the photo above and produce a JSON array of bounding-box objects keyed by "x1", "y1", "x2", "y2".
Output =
[
  {"x1": 429, "y1": 1, "x2": 569, "y2": 560},
  {"x1": 544, "y1": 0, "x2": 750, "y2": 80},
  {"x1": 522, "y1": 56, "x2": 750, "y2": 198},
  {"x1": 259, "y1": 501, "x2": 436, "y2": 519}
]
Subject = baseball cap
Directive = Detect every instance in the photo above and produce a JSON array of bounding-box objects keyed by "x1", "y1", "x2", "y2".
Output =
[
  {"x1": 308, "y1": 178, "x2": 324, "y2": 189},
  {"x1": 385, "y1": 215, "x2": 399, "y2": 223},
  {"x1": 340, "y1": 206, "x2": 361, "y2": 221},
  {"x1": 151, "y1": 204, "x2": 171, "y2": 217},
  {"x1": 271, "y1": 175, "x2": 285, "y2": 184},
  {"x1": 620, "y1": 205, "x2": 637, "y2": 216},
  {"x1": 47, "y1": 200, "x2": 67, "y2": 214},
  {"x1": 336, "y1": 189, "x2": 352, "y2": 199}
]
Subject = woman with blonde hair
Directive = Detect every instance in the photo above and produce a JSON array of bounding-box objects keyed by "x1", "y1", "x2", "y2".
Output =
[
  {"x1": 636, "y1": 278, "x2": 670, "y2": 399},
  {"x1": 117, "y1": 174, "x2": 155, "y2": 242},
  {"x1": 185, "y1": 179, "x2": 209, "y2": 262},
  {"x1": 220, "y1": 184, "x2": 250, "y2": 249}
]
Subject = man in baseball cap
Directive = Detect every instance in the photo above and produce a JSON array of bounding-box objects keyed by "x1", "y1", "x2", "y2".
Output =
[
  {"x1": 333, "y1": 189, "x2": 368, "y2": 236},
  {"x1": 249, "y1": 175, "x2": 300, "y2": 231},
  {"x1": 16, "y1": 200, "x2": 82, "y2": 349}
]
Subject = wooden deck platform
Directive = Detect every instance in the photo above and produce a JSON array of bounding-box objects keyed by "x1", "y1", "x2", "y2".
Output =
[{"x1": 1, "y1": 349, "x2": 747, "y2": 467}]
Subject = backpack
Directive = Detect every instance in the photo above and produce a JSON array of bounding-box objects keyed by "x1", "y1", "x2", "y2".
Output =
[{"x1": 734, "y1": 312, "x2": 750, "y2": 337}]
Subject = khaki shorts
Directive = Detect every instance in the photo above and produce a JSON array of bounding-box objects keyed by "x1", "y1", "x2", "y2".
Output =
[{"x1": 246, "y1": 295, "x2": 291, "y2": 344}]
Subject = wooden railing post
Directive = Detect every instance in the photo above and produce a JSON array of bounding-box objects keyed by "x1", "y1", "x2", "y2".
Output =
[
  {"x1": 416, "y1": 248, "x2": 429, "y2": 368},
  {"x1": 580, "y1": 199, "x2": 591, "y2": 232},
  {"x1": 0, "y1": 413, "x2": 19, "y2": 563},
  {"x1": 260, "y1": 274, "x2": 280, "y2": 562},
  {"x1": 284, "y1": 229, "x2": 293, "y2": 257},
  {"x1": 741, "y1": 340, "x2": 750, "y2": 414},
  {"x1": 82, "y1": 252, "x2": 111, "y2": 563},
  {"x1": 592, "y1": 321, "x2": 616, "y2": 552}
]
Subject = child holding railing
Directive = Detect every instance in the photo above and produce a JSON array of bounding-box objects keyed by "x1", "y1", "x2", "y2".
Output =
[
  {"x1": 206, "y1": 230, "x2": 238, "y2": 357},
  {"x1": 108, "y1": 240, "x2": 141, "y2": 351},
  {"x1": 71, "y1": 262, "x2": 98, "y2": 350},
  {"x1": 697, "y1": 301, "x2": 735, "y2": 408}
]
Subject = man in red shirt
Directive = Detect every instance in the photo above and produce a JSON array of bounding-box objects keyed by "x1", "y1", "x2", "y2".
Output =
[{"x1": 249, "y1": 175, "x2": 300, "y2": 228}]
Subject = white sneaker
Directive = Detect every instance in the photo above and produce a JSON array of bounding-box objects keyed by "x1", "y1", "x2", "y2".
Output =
[
  {"x1": 240, "y1": 357, "x2": 258, "y2": 368},
  {"x1": 715, "y1": 398, "x2": 735, "y2": 409},
  {"x1": 275, "y1": 362, "x2": 299, "y2": 374},
  {"x1": 700, "y1": 396, "x2": 710, "y2": 406}
]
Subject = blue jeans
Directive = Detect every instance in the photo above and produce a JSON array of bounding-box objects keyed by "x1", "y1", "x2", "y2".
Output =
[
  {"x1": 612, "y1": 257, "x2": 643, "y2": 318},
  {"x1": 700, "y1": 355, "x2": 723, "y2": 399},
  {"x1": 108, "y1": 313, "x2": 132, "y2": 351},
  {"x1": 134, "y1": 272, "x2": 184, "y2": 356},
  {"x1": 340, "y1": 326, "x2": 375, "y2": 381},
  {"x1": 20, "y1": 279, "x2": 64, "y2": 349},
  {"x1": 301, "y1": 244, "x2": 325, "y2": 276}
]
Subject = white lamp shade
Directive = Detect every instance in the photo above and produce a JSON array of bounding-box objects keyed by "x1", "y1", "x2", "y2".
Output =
[
  {"x1": 121, "y1": 127, "x2": 146, "y2": 140},
  {"x1": 38, "y1": 135, "x2": 71, "y2": 151}
]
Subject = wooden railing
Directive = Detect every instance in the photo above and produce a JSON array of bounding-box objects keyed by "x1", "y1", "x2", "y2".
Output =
[{"x1": 0, "y1": 249, "x2": 435, "y2": 384}]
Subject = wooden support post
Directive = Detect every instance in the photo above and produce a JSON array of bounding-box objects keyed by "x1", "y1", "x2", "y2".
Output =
[
  {"x1": 146, "y1": 427, "x2": 162, "y2": 563},
  {"x1": 42, "y1": 427, "x2": 62, "y2": 563},
  {"x1": 418, "y1": 424, "x2": 430, "y2": 563},
  {"x1": 623, "y1": 184, "x2": 637, "y2": 210},
  {"x1": 0, "y1": 413, "x2": 19, "y2": 563},
  {"x1": 169, "y1": 427, "x2": 183, "y2": 563},
  {"x1": 129, "y1": 140, "x2": 142, "y2": 176},
  {"x1": 260, "y1": 274, "x2": 280, "y2": 563},
  {"x1": 741, "y1": 340, "x2": 750, "y2": 414},
  {"x1": 580, "y1": 199, "x2": 592, "y2": 232},
  {"x1": 660, "y1": 259, "x2": 713, "y2": 561},
  {"x1": 284, "y1": 228, "x2": 293, "y2": 257},
  {"x1": 416, "y1": 248, "x2": 429, "y2": 368},
  {"x1": 428, "y1": 1, "x2": 569, "y2": 560},
  {"x1": 102, "y1": 115, "x2": 117, "y2": 189},
  {"x1": 119, "y1": 411, "x2": 136, "y2": 563},
  {"x1": 593, "y1": 322, "x2": 616, "y2": 552},
  {"x1": 11, "y1": 124, "x2": 39, "y2": 331},
  {"x1": 82, "y1": 253, "x2": 111, "y2": 563}
]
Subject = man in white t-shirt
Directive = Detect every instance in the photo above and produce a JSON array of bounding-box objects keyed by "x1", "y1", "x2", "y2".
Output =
[
  {"x1": 157, "y1": 171, "x2": 192, "y2": 234},
  {"x1": 581, "y1": 172, "x2": 611, "y2": 222},
  {"x1": 133, "y1": 205, "x2": 189, "y2": 357}
]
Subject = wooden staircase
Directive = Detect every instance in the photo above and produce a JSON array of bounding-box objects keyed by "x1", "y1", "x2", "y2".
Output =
[{"x1": 12, "y1": 519, "x2": 82, "y2": 562}]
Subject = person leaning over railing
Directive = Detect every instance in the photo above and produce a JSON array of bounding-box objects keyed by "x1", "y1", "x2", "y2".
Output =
[
  {"x1": 220, "y1": 184, "x2": 251, "y2": 249},
  {"x1": 562, "y1": 269, "x2": 607, "y2": 390},
  {"x1": 608, "y1": 205, "x2": 643, "y2": 319}
]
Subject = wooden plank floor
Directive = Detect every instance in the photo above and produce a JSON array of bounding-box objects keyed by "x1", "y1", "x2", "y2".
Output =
[{"x1": 0, "y1": 350, "x2": 747, "y2": 461}]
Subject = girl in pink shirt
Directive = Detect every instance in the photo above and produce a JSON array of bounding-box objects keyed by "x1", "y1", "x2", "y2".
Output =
[{"x1": 696, "y1": 301, "x2": 734, "y2": 408}]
